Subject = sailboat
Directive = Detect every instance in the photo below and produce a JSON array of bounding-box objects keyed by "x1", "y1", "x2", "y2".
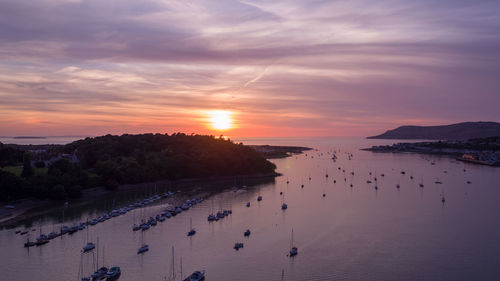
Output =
[
  {"x1": 137, "y1": 231, "x2": 149, "y2": 254},
  {"x1": 281, "y1": 195, "x2": 288, "y2": 210},
  {"x1": 91, "y1": 238, "x2": 108, "y2": 280},
  {"x1": 166, "y1": 246, "x2": 177, "y2": 281},
  {"x1": 289, "y1": 229, "x2": 298, "y2": 257},
  {"x1": 83, "y1": 219, "x2": 95, "y2": 252},
  {"x1": 183, "y1": 270, "x2": 205, "y2": 281},
  {"x1": 187, "y1": 218, "x2": 196, "y2": 236}
]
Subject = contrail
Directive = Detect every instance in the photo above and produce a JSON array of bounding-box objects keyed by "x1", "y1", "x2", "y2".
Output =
[{"x1": 242, "y1": 64, "x2": 271, "y2": 89}]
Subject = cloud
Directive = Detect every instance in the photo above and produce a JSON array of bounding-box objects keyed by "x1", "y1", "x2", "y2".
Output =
[{"x1": 0, "y1": 0, "x2": 499, "y2": 136}]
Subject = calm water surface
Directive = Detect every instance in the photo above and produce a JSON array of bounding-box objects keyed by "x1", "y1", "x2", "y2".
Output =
[{"x1": 1, "y1": 137, "x2": 499, "y2": 281}]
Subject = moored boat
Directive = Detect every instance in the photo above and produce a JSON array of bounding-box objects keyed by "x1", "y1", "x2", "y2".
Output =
[
  {"x1": 105, "y1": 267, "x2": 121, "y2": 280},
  {"x1": 183, "y1": 270, "x2": 205, "y2": 281}
]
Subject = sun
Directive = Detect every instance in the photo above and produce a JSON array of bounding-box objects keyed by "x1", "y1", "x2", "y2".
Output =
[{"x1": 209, "y1": 110, "x2": 232, "y2": 130}]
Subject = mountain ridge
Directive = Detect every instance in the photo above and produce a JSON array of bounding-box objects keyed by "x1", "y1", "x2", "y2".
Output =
[{"x1": 368, "y1": 121, "x2": 500, "y2": 140}]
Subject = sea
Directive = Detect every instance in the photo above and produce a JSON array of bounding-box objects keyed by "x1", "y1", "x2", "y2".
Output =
[{"x1": 0, "y1": 137, "x2": 499, "y2": 281}]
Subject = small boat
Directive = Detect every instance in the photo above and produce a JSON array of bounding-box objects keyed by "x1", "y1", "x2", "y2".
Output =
[
  {"x1": 322, "y1": 193, "x2": 326, "y2": 197},
  {"x1": 183, "y1": 270, "x2": 205, "y2": 281},
  {"x1": 83, "y1": 242, "x2": 95, "y2": 252},
  {"x1": 141, "y1": 223, "x2": 150, "y2": 231},
  {"x1": 105, "y1": 267, "x2": 121, "y2": 279},
  {"x1": 281, "y1": 203, "x2": 288, "y2": 210},
  {"x1": 187, "y1": 218, "x2": 196, "y2": 236},
  {"x1": 234, "y1": 242, "x2": 244, "y2": 250},
  {"x1": 138, "y1": 230, "x2": 148, "y2": 254},
  {"x1": 246, "y1": 202, "x2": 250, "y2": 207},
  {"x1": 24, "y1": 238, "x2": 36, "y2": 247},
  {"x1": 68, "y1": 225, "x2": 79, "y2": 234},
  {"x1": 91, "y1": 267, "x2": 108, "y2": 280},
  {"x1": 137, "y1": 244, "x2": 149, "y2": 254},
  {"x1": 216, "y1": 211, "x2": 225, "y2": 219},
  {"x1": 244, "y1": 229, "x2": 251, "y2": 236},
  {"x1": 289, "y1": 229, "x2": 298, "y2": 257},
  {"x1": 35, "y1": 237, "x2": 49, "y2": 246},
  {"x1": 396, "y1": 184, "x2": 400, "y2": 189},
  {"x1": 257, "y1": 196, "x2": 262, "y2": 201}
]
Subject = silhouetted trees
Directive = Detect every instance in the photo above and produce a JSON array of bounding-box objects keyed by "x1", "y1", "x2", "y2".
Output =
[
  {"x1": 21, "y1": 153, "x2": 34, "y2": 178},
  {"x1": 0, "y1": 134, "x2": 276, "y2": 202}
]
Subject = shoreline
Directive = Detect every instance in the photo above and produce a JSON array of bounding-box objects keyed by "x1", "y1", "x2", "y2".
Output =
[{"x1": 0, "y1": 172, "x2": 279, "y2": 228}]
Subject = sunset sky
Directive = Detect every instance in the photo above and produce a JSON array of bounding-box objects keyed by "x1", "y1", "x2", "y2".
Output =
[{"x1": 1, "y1": 0, "x2": 499, "y2": 137}]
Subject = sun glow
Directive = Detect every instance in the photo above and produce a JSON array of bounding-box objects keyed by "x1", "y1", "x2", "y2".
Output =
[{"x1": 209, "y1": 110, "x2": 232, "y2": 130}]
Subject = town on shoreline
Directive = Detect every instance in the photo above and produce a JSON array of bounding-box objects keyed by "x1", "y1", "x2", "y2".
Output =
[{"x1": 363, "y1": 137, "x2": 500, "y2": 166}]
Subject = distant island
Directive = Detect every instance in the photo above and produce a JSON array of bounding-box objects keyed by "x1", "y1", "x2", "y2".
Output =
[
  {"x1": 368, "y1": 121, "x2": 500, "y2": 140},
  {"x1": 249, "y1": 145, "x2": 312, "y2": 158},
  {"x1": 0, "y1": 133, "x2": 287, "y2": 203},
  {"x1": 363, "y1": 136, "x2": 500, "y2": 166},
  {"x1": 13, "y1": 136, "x2": 46, "y2": 139}
]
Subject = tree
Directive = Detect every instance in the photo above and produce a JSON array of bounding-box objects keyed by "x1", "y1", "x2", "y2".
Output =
[
  {"x1": 66, "y1": 185, "x2": 83, "y2": 198},
  {"x1": 105, "y1": 179, "x2": 119, "y2": 190},
  {"x1": 50, "y1": 184, "x2": 67, "y2": 200},
  {"x1": 21, "y1": 152, "x2": 34, "y2": 178}
]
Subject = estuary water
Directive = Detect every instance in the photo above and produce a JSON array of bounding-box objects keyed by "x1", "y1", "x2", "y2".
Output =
[{"x1": 1, "y1": 137, "x2": 499, "y2": 281}]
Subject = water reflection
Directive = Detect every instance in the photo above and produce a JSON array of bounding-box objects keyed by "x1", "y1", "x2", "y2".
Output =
[{"x1": 0, "y1": 137, "x2": 499, "y2": 281}]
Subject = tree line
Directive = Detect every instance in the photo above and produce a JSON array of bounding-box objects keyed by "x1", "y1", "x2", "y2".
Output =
[{"x1": 0, "y1": 134, "x2": 277, "y2": 202}]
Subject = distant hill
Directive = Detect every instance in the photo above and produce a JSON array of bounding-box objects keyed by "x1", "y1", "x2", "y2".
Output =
[{"x1": 368, "y1": 122, "x2": 500, "y2": 140}]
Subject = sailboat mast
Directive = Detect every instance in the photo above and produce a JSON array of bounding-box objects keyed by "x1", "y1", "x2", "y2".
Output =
[
  {"x1": 96, "y1": 237, "x2": 99, "y2": 270},
  {"x1": 180, "y1": 257, "x2": 183, "y2": 281},
  {"x1": 86, "y1": 219, "x2": 89, "y2": 243},
  {"x1": 171, "y1": 246, "x2": 176, "y2": 280}
]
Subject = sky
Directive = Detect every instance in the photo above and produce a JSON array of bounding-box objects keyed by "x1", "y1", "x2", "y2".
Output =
[{"x1": 0, "y1": 0, "x2": 499, "y2": 137}]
